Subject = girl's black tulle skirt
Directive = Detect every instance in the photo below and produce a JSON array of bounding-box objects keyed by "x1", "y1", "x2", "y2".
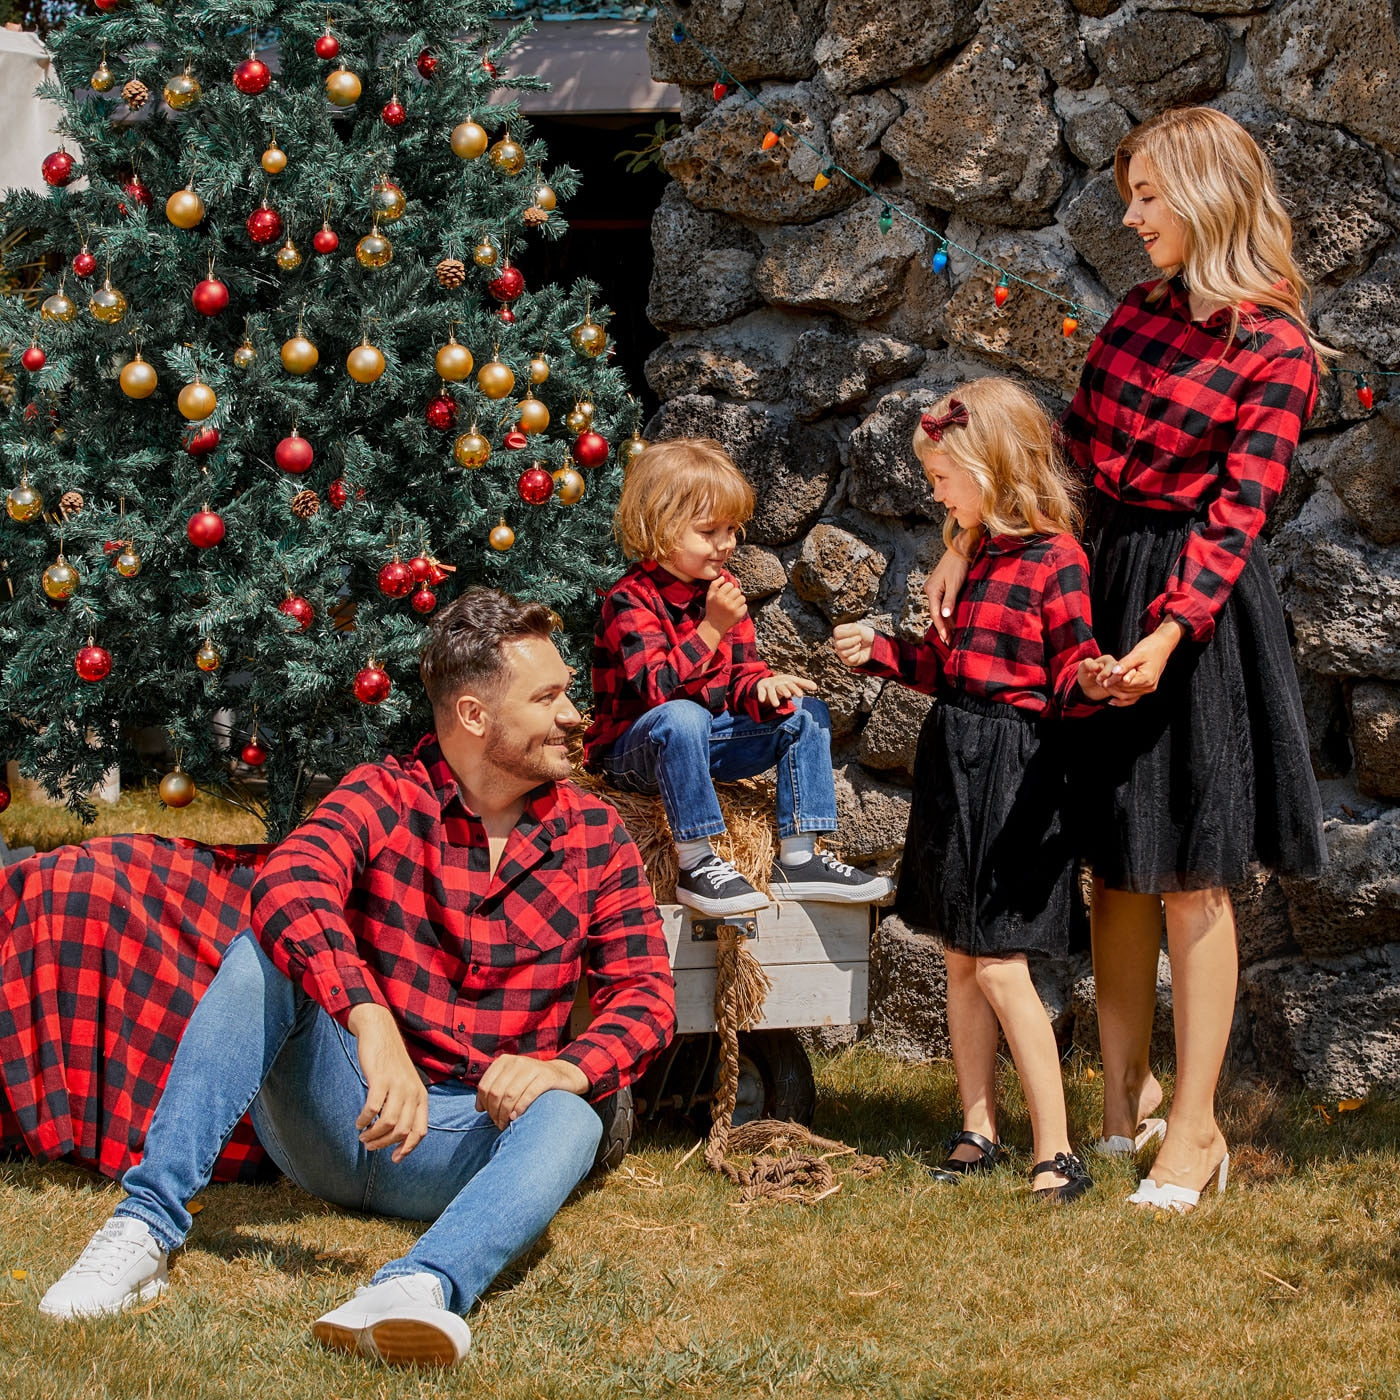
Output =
[
  {"x1": 1079, "y1": 496, "x2": 1326, "y2": 893},
  {"x1": 896, "y1": 690, "x2": 1081, "y2": 959}
]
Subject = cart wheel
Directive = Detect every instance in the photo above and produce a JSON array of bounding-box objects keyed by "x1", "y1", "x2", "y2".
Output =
[
  {"x1": 591, "y1": 1084, "x2": 635, "y2": 1175},
  {"x1": 689, "y1": 1029, "x2": 816, "y2": 1132}
]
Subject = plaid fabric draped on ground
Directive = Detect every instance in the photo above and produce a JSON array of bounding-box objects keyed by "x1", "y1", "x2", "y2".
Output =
[{"x1": 0, "y1": 835, "x2": 272, "y2": 1182}]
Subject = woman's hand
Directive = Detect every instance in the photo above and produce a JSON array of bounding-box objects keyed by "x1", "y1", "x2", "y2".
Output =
[
  {"x1": 923, "y1": 544, "x2": 971, "y2": 644},
  {"x1": 1103, "y1": 619, "x2": 1185, "y2": 706},
  {"x1": 832, "y1": 622, "x2": 875, "y2": 668}
]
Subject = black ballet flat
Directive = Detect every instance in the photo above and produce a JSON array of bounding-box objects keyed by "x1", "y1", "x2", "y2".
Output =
[
  {"x1": 929, "y1": 1130, "x2": 1003, "y2": 1185},
  {"x1": 1029, "y1": 1151, "x2": 1094, "y2": 1203}
]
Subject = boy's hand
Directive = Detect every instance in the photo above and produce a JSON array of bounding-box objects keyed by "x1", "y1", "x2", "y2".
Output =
[
  {"x1": 832, "y1": 622, "x2": 876, "y2": 669},
  {"x1": 1077, "y1": 655, "x2": 1116, "y2": 702},
  {"x1": 703, "y1": 576, "x2": 748, "y2": 635},
  {"x1": 756, "y1": 673, "x2": 817, "y2": 709}
]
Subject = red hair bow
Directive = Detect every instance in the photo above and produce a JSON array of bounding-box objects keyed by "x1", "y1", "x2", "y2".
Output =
[{"x1": 920, "y1": 398, "x2": 969, "y2": 443}]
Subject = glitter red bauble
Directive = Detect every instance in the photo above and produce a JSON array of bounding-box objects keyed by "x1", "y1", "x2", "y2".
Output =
[
  {"x1": 328, "y1": 478, "x2": 347, "y2": 510},
  {"x1": 233, "y1": 57, "x2": 272, "y2": 95},
  {"x1": 121, "y1": 177, "x2": 153, "y2": 212},
  {"x1": 354, "y1": 666, "x2": 392, "y2": 704},
  {"x1": 191, "y1": 276, "x2": 229, "y2": 316},
  {"x1": 275, "y1": 433, "x2": 314, "y2": 473},
  {"x1": 42, "y1": 150, "x2": 74, "y2": 186},
  {"x1": 75, "y1": 644, "x2": 112, "y2": 682},
  {"x1": 517, "y1": 465, "x2": 553, "y2": 505},
  {"x1": 315, "y1": 31, "x2": 340, "y2": 59},
  {"x1": 72, "y1": 249, "x2": 97, "y2": 278},
  {"x1": 572, "y1": 430, "x2": 609, "y2": 468},
  {"x1": 187, "y1": 509, "x2": 225, "y2": 548},
  {"x1": 488, "y1": 266, "x2": 524, "y2": 302},
  {"x1": 21, "y1": 345, "x2": 45, "y2": 371},
  {"x1": 425, "y1": 394, "x2": 457, "y2": 431},
  {"x1": 381, "y1": 98, "x2": 406, "y2": 126},
  {"x1": 377, "y1": 559, "x2": 414, "y2": 598},
  {"x1": 240, "y1": 740, "x2": 268, "y2": 766},
  {"x1": 504, "y1": 428, "x2": 529, "y2": 451},
  {"x1": 411, "y1": 586, "x2": 437, "y2": 614},
  {"x1": 279, "y1": 594, "x2": 314, "y2": 631},
  {"x1": 497, "y1": 307, "x2": 516, "y2": 324},
  {"x1": 184, "y1": 426, "x2": 220, "y2": 456},
  {"x1": 313, "y1": 224, "x2": 339, "y2": 253},
  {"x1": 416, "y1": 48, "x2": 438, "y2": 78},
  {"x1": 246, "y1": 204, "x2": 283, "y2": 244}
]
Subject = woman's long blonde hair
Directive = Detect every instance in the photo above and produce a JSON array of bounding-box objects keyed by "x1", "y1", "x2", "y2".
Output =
[
  {"x1": 912, "y1": 378, "x2": 1081, "y2": 552},
  {"x1": 1115, "y1": 107, "x2": 1329, "y2": 363}
]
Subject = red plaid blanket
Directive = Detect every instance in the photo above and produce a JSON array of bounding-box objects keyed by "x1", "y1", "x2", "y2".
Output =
[{"x1": 0, "y1": 835, "x2": 271, "y2": 1182}]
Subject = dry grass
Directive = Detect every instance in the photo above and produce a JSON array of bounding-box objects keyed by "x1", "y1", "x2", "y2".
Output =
[
  {"x1": 1, "y1": 1053, "x2": 1397, "y2": 1400},
  {"x1": 1, "y1": 789, "x2": 266, "y2": 855}
]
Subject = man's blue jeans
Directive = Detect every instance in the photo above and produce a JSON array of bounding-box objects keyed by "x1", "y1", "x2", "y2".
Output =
[
  {"x1": 597, "y1": 696, "x2": 839, "y2": 843},
  {"x1": 115, "y1": 931, "x2": 602, "y2": 1315}
]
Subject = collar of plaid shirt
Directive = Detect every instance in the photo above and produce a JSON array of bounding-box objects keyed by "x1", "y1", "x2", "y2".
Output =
[
  {"x1": 409, "y1": 733, "x2": 566, "y2": 842},
  {"x1": 641, "y1": 558, "x2": 711, "y2": 609}
]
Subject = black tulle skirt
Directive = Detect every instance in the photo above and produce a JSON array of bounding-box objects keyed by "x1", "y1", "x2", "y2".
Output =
[
  {"x1": 896, "y1": 690, "x2": 1080, "y2": 959},
  {"x1": 1079, "y1": 496, "x2": 1326, "y2": 893}
]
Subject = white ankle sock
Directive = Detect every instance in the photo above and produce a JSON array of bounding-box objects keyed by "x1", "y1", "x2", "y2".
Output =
[
  {"x1": 676, "y1": 837, "x2": 716, "y2": 871},
  {"x1": 779, "y1": 836, "x2": 815, "y2": 866}
]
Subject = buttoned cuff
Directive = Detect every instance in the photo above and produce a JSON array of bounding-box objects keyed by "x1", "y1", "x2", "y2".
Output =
[
  {"x1": 1142, "y1": 593, "x2": 1213, "y2": 646},
  {"x1": 298, "y1": 953, "x2": 389, "y2": 1024},
  {"x1": 555, "y1": 1040, "x2": 619, "y2": 1100}
]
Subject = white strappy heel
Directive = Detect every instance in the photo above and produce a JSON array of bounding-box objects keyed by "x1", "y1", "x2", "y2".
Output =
[
  {"x1": 1095, "y1": 1116, "x2": 1167, "y2": 1157},
  {"x1": 1127, "y1": 1153, "x2": 1229, "y2": 1213}
]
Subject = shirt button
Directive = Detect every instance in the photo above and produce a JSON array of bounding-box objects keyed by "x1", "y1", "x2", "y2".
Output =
[
  {"x1": 331, "y1": 986, "x2": 341, "y2": 996},
  {"x1": 457, "y1": 1023, "x2": 466, "y2": 1033},
  {"x1": 470, "y1": 964, "x2": 480, "y2": 975}
]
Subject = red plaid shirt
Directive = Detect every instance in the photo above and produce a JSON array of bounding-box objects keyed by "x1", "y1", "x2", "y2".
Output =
[
  {"x1": 252, "y1": 736, "x2": 675, "y2": 1099},
  {"x1": 583, "y1": 560, "x2": 786, "y2": 766},
  {"x1": 853, "y1": 532, "x2": 1102, "y2": 718},
  {"x1": 1061, "y1": 276, "x2": 1319, "y2": 644}
]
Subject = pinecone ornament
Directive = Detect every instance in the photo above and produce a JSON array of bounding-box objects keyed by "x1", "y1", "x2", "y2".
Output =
[
  {"x1": 59, "y1": 490, "x2": 84, "y2": 516},
  {"x1": 290, "y1": 489, "x2": 321, "y2": 520},
  {"x1": 435, "y1": 257, "x2": 467, "y2": 289},
  {"x1": 121, "y1": 79, "x2": 150, "y2": 110},
  {"x1": 523, "y1": 206, "x2": 549, "y2": 227}
]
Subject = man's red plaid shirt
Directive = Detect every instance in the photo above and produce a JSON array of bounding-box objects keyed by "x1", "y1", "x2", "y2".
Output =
[
  {"x1": 1061, "y1": 276, "x2": 1320, "y2": 644},
  {"x1": 584, "y1": 560, "x2": 786, "y2": 766},
  {"x1": 853, "y1": 532, "x2": 1102, "y2": 719},
  {"x1": 252, "y1": 735, "x2": 675, "y2": 1100}
]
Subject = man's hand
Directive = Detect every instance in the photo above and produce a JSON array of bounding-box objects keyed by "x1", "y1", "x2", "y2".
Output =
[
  {"x1": 347, "y1": 1003, "x2": 429, "y2": 1163},
  {"x1": 1103, "y1": 618, "x2": 1184, "y2": 707},
  {"x1": 1077, "y1": 654, "x2": 1117, "y2": 702},
  {"x1": 476, "y1": 1054, "x2": 590, "y2": 1130},
  {"x1": 923, "y1": 544, "x2": 972, "y2": 644},
  {"x1": 755, "y1": 673, "x2": 817, "y2": 708},
  {"x1": 832, "y1": 622, "x2": 876, "y2": 669}
]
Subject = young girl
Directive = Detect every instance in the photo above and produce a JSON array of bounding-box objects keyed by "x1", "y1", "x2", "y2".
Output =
[
  {"x1": 585, "y1": 437, "x2": 892, "y2": 916},
  {"x1": 834, "y1": 378, "x2": 1113, "y2": 1202},
  {"x1": 923, "y1": 108, "x2": 1327, "y2": 1211}
]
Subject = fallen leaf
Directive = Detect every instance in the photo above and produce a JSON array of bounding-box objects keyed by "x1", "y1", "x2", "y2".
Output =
[
  {"x1": 187, "y1": 1198, "x2": 205, "y2": 1215},
  {"x1": 8, "y1": 1269, "x2": 26, "y2": 1281},
  {"x1": 1085, "y1": 1067, "x2": 1097, "y2": 1081},
  {"x1": 1338, "y1": 1098, "x2": 1364, "y2": 1113}
]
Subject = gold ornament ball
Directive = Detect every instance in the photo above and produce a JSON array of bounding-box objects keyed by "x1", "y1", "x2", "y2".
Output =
[
  {"x1": 195, "y1": 639, "x2": 222, "y2": 672},
  {"x1": 91, "y1": 60, "x2": 115, "y2": 93},
  {"x1": 261, "y1": 142, "x2": 287, "y2": 174},
  {"x1": 570, "y1": 318, "x2": 608, "y2": 358},
  {"x1": 233, "y1": 339, "x2": 258, "y2": 370},
  {"x1": 118, "y1": 355, "x2": 158, "y2": 398},
  {"x1": 619, "y1": 433, "x2": 650, "y2": 471},
  {"x1": 489, "y1": 520, "x2": 515, "y2": 552},
  {"x1": 89, "y1": 283, "x2": 128, "y2": 325},
  {"x1": 326, "y1": 66, "x2": 362, "y2": 106},
  {"x1": 577, "y1": 398, "x2": 596, "y2": 422},
  {"x1": 121, "y1": 79, "x2": 149, "y2": 110},
  {"x1": 177, "y1": 380, "x2": 217, "y2": 421},
  {"x1": 115, "y1": 544, "x2": 142, "y2": 577},
  {"x1": 453, "y1": 430, "x2": 491, "y2": 468},
  {"x1": 476, "y1": 358, "x2": 515, "y2": 399},
  {"x1": 532, "y1": 181, "x2": 557, "y2": 211},
  {"x1": 41, "y1": 291, "x2": 77, "y2": 322},
  {"x1": 528, "y1": 355, "x2": 550, "y2": 385},
  {"x1": 564, "y1": 405, "x2": 590, "y2": 435},
  {"x1": 450, "y1": 120, "x2": 489, "y2": 160},
  {"x1": 163, "y1": 71, "x2": 201, "y2": 110},
  {"x1": 346, "y1": 343, "x2": 386, "y2": 384},
  {"x1": 5, "y1": 482, "x2": 43, "y2": 523},
  {"x1": 42, "y1": 556, "x2": 80, "y2": 601},
  {"x1": 275, "y1": 239, "x2": 303, "y2": 272},
  {"x1": 165, "y1": 187, "x2": 205, "y2": 229},
  {"x1": 473, "y1": 239, "x2": 499, "y2": 268},
  {"x1": 435, "y1": 340, "x2": 473, "y2": 381},
  {"x1": 553, "y1": 467, "x2": 586, "y2": 505},
  {"x1": 516, "y1": 394, "x2": 550, "y2": 435},
  {"x1": 356, "y1": 231, "x2": 393, "y2": 269},
  {"x1": 159, "y1": 770, "x2": 196, "y2": 808},
  {"x1": 280, "y1": 335, "x2": 319, "y2": 374},
  {"x1": 488, "y1": 136, "x2": 525, "y2": 175},
  {"x1": 370, "y1": 181, "x2": 406, "y2": 223}
]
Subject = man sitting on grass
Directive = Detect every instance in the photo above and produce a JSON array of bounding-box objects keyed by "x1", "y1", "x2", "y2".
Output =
[{"x1": 39, "y1": 588, "x2": 677, "y2": 1369}]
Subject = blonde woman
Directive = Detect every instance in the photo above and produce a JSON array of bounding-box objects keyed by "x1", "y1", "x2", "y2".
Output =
[
  {"x1": 835, "y1": 379, "x2": 1115, "y2": 1202},
  {"x1": 923, "y1": 109, "x2": 1326, "y2": 1212}
]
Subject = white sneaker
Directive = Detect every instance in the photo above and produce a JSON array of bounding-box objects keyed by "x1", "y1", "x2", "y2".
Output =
[
  {"x1": 312, "y1": 1273, "x2": 471, "y2": 1368},
  {"x1": 39, "y1": 1216, "x2": 169, "y2": 1320}
]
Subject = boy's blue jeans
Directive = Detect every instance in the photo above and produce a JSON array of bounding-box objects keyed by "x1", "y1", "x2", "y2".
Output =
[
  {"x1": 115, "y1": 931, "x2": 602, "y2": 1315},
  {"x1": 596, "y1": 696, "x2": 839, "y2": 843}
]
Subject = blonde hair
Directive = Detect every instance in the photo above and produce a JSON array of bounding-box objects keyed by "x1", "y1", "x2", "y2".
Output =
[
  {"x1": 1115, "y1": 107, "x2": 1330, "y2": 365},
  {"x1": 912, "y1": 378, "x2": 1081, "y2": 552},
  {"x1": 614, "y1": 437, "x2": 755, "y2": 562}
]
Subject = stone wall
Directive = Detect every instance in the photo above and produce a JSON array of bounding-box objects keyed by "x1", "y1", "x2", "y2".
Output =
[{"x1": 642, "y1": 0, "x2": 1400, "y2": 1096}]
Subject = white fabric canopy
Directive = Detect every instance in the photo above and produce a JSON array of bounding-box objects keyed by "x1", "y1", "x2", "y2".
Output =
[{"x1": 0, "y1": 28, "x2": 69, "y2": 196}]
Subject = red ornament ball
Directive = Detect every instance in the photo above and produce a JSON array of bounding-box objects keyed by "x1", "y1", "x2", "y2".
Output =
[
  {"x1": 377, "y1": 559, "x2": 414, "y2": 598},
  {"x1": 518, "y1": 465, "x2": 553, "y2": 505},
  {"x1": 381, "y1": 98, "x2": 406, "y2": 127},
  {"x1": 240, "y1": 740, "x2": 268, "y2": 767},
  {"x1": 75, "y1": 644, "x2": 112, "y2": 682},
  {"x1": 246, "y1": 204, "x2": 284, "y2": 245},
  {"x1": 425, "y1": 394, "x2": 458, "y2": 431},
  {"x1": 184, "y1": 426, "x2": 221, "y2": 457},
  {"x1": 233, "y1": 56, "x2": 272, "y2": 95},
  {"x1": 121, "y1": 177, "x2": 153, "y2": 212},
  {"x1": 498, "y1": 307, "x2": 516, "y2": 325},
  {"x1": 94, "y1": 0, "x2": 119, "y2": 10},
  {"x1": 42, "y1": 149, "x2": 75, "y2": 186},
  {"x1": 187, "y1": 509, "x2": 225, "y2": 548},
  {"x1": 21, "y1": 345, "x2": 45, "y2": 371},
  {"x1": 482, "y1": 55, "x2": 498, "y2": 78},
  {"x1": 408, "y1": 555, "x2": 433, "y2": 583},
  {"x1": 275, "y1": 433, "x2": 314, "y2": 473},
  {"x1": 504, "y1": 428, "x2": 529, "y2": 451},
  {"x1": 572, "y1": 430, "x2": 609, "y2": 468},
  {"x1": 328, "y1": 478, "x2": 348, "y2": 510},
  {"x1": 313, "y1": 224, "x2": 339, "y2": 254},
  {"x1": 0, "y1": 779, "x2": 9, "y2": 814},
  {"x1": 72, "y1": 249, "x2": 97, "y2": 278},
  {"x1": 416, "y1": 48, "x2": 438, "y2": 78},
  {"x1": 411, "y1": 586, "x2": 437, "y2": 614},
  {"x1": 315, "y1": 31, "x2": 340, "y2": 59},
  {"x1": 191, "y1": 276, "x2": 229, "y2": 316},
  {"x1": 488, "y1": 266, "x2": 525, "y2": 302},
  {"x1": 279, "y1": 594, "x2": 314, "y2": 631},
  {"x1": 354, "y1": 665, "x2": 392, "y2": 705}
]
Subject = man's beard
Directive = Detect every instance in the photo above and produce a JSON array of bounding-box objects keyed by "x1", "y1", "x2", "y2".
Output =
[{"x1": 482, "y1": 720, "x2": 574, "y2": 785}]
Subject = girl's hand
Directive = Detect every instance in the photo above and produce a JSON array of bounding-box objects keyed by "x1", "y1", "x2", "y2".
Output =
[
  {"x1": 1103, "y1": 619, "x2": 1184, "y2": 706},
  {"x1": 1077, "y1": 655, "x2": 1117, "y2": 702},
  {"x1": 832, "y1": 622, "x2": 875, "y2": 668},
  {"x1": 756, "y1": 673, "x2": 817, "y2": 708},
  {"x1": 923, "y1": 544, "x2": 971, "y2": 644}
]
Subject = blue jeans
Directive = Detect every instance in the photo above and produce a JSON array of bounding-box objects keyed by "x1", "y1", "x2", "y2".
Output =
[
  {"x1": 597, "y1": 696, "x2": 838, "y2": 842},
  {"x1": 115, "y1": 932, "x2": 602, "y2": 1314}
]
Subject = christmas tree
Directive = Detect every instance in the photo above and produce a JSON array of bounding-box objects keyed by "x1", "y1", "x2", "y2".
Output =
[{"x1": 0, "y1": 0, "x2": 648, "y2": 838}]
